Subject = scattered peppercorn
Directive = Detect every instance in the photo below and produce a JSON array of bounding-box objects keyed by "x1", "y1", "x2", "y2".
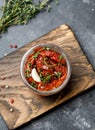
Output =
[
  {"x1": 14, "y1": 45, "x2": 18, "y2": 48},
  {"x1": 1, "y1": 85, "x2": 5, "y2": 88},
  {"x1": 3, "y1": 95, "x2": 5, "y2": 98},
  {"x1": 10, "y1": 44, "x2": 13, "y2": 48},
  {"x1": 1, "y1": 76, "x2": 5, "y2": 80},
  {"x1": 9, "y1": 44, "x2": 18, "y2": 49},
  {"x1": 9, "y1": 98, "x2": 14, "y2": 104}
]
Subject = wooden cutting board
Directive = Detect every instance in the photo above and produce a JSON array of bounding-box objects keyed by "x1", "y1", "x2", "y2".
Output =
[{"x1": 0, "y1": 24, "x2": 95, "y2": 130}]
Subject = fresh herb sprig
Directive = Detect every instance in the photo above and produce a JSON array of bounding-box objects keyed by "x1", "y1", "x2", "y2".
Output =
[
  {"x1": 54, "y1": 71, "x2": 62, "y2": 78},
  {"x1": 0, "y1": 0, "x2": 59, "y2": 34},
  {"x1": 25, "y1": 69, "x2": 31, "y2": 78},
  {"x1": 31, "y1": 81, "x2": 37, "y2": 88},
  {"x1": 40, "y1": 73, "x2": 51, "y2": 84},
  {"x1": 33, "y1": 52, "x2": 40, "y2": 59}
]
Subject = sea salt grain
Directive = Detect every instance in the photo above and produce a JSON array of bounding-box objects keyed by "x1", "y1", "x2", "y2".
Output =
[
  {"x1": 4, "y1": 53, "x2": 7, "y2": 56},
  {"x1": 9, "y1": 108, "x2": 14, "y2": 112},
  {"x1": 92, "y1": 8, "x2": 94, "y2": 11},
  {"x1": 5, "y1": 85, "x2": 9, "y2": 89}
]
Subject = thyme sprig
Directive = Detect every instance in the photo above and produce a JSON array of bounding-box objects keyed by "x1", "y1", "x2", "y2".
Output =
[{"x1": 0, "y1": 0, "x2": 58, "y2": 33}]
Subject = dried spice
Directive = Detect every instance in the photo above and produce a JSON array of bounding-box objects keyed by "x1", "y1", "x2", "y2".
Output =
[
  {"x1": 1, "y1": 85, "x2": 5, "y2": 88},
  {"x1": 2, "y1": 95, "x2": 5, "y2": 98},
  {"x1": 10, "y1": 44, "x2": 18, "y2": 48},
  {"x1": 1, "y1": 76, "x2": 5, "y2": 80},
  {"x1": 10, "y1": 44, "x2": 13, "y2": 48},
  {"x1": 14, "y1": 45, "x2": 18, "y2": 48},
  {"x1": 9, "y1": 98, "x2": 14, "y2": 104}
]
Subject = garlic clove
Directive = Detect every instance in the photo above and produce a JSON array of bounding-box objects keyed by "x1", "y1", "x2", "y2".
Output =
[{"x1": 30, "y1": 68, "x2": 41, "y2": 82}]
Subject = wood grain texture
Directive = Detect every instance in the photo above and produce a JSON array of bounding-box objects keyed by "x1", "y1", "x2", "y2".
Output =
[{"x1": 0, "y1": 24, "x2": 95, "y2": 129}]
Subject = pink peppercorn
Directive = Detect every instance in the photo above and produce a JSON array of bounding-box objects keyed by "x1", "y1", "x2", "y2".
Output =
[
  {"x1": 1, "y1": 76, "x2": 5, "y2": 80},
  {"x1": 14, "y1": 45, "x2": 18, "y2": 48},
  {"x1": 9, "y1": 98, "x2": 14, "y2": 104},
  {"x1": 10, "y1": 44, "x2": 13, "y2": 48}
]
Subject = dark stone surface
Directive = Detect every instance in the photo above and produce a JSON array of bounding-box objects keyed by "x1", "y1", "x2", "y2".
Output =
[{"x1": 0, "y1": 0, "x2": 95, "y2": 130}]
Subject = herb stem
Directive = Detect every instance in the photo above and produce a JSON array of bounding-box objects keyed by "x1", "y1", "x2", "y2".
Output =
[{"x1": 0, "y1": 0, "x2": 59, "y2": 34}]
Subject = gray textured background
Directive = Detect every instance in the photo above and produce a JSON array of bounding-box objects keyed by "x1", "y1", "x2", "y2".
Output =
[{"x1": 0, "y1": 0, "x2": 95, "y2": 130}]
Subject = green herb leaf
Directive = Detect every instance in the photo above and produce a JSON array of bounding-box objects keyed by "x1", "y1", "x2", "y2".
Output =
[
  {"x1": 59, "y1": 55, "x2": 63, "y2": 61},
  {"x1": 25, "y1": 69, "x2": 31, "y2": 73},
  {"x1": 54, "y1": 0, "x2": 59, "y2": 5},
  {"x1": 54, "y1": 71, "x2": 61, "y2": 78},
  {"x1": 28, "y1": 62, "x2": 32, "y2": 67},
  {"x1": 30, "y1": 82, "x2": 37, "y2": 88},
  {"x1": 33, "y1": 52, "x2": 40, "y2": 59},
  {"x1": 45, "y1": 47, "x2": 50, "y2": 50},
  {"x1": 47, "y1": 5, "x2": 52, "y2": 12},
  {"x1": 46, "y1": 74, "x2": 51, "y2": 83},
  {"x1": 41, "y1": 73, "x2": 51, "y2": 84},
  {"x1": 43, "y1": 57, "x2": 48, "y2": 65},
  {"x1": 25, "y1": 74, "x2": 30, "y2": 78},
  {"x1": 25, "y1": 69, "x2": 31, "y2": 78}
]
